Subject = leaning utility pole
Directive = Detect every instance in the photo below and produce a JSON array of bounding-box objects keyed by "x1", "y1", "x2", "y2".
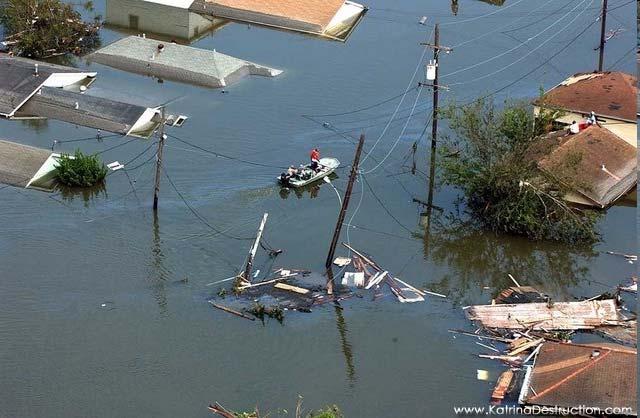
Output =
[
  {"x1": 325, "y1": 134, "x2": 365, "y2": 294},
  {"x1": 152, "y1": 107, "x2": 166, "y2": 211},
  {"x1": 243, "y1": 213, "x2": 269, "y2": 284},
  {"x1": 597, "y1": 0, "x2": 608, "y2": 72}
]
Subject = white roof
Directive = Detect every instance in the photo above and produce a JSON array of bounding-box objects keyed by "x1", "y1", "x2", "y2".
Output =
[{"x1": 143, "y1": 0, "x2": 194, "y2": 9}]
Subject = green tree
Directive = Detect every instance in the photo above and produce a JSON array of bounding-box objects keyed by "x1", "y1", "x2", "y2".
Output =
[
  {"x1": 0, "y1": 0, "x2": 101, "y2": 58},
  {"x1": 439, "y1": 98, "x2": 600, "y2": 244},
  {"x1": 55, "y1": 150, "x2": 107, "y2": 187}
]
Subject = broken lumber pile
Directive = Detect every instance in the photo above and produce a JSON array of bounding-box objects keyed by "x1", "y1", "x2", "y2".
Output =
[{"x1": 465, "y1": 299, "x2": 622, "y2": 330}]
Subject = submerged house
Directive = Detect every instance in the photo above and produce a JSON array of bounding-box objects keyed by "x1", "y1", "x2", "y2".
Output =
[
  {"x1": 89, "y1": 35, "x2": 282, "y2": 88},
  {"x1": 519, "y1": 342, "x2": 637, "y2": 416},
  {"x1": 0, "y1": 54, "x2": 163, "y2": 138},
  {"x1": 105, "y1": 0, "x2": 367, "y2": 41},
  {"x1": 105, "y1": 0, "x2": 225, "y2": 42},
  {"x1": 191, "y1": 0, "x2": 367, "y2": 41},
  {"x1": 534, "y1": 72, "x2": 637, "y2": 147},
  {"x1": 0, "y1": 139, "x2": 61, "y2": 191},
  {"x1": 528, "y1": 126, "x2": 637, "y2": 208}
]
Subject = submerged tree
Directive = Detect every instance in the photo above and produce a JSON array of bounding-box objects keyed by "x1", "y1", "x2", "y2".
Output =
[
  {"x1": 55, "y1": 150, "x2": 107, "y2": 188},
  {"x1": 438, "y1": 98, "x2": 601, "y2": 244},
  {"x1": 0, "y1": 0, "x2": 101, "y2": 58}
]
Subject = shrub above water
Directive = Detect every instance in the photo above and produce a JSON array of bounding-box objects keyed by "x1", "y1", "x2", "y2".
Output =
[{"x1": 55, "y1": 150, "x2": 107, "y2": 187}]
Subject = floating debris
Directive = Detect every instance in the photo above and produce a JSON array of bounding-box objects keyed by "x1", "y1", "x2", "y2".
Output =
[{"x1": 465, "y1": 299, "x2": 624, "y2": 330}]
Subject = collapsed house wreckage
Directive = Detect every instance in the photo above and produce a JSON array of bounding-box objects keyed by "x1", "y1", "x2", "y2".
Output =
[
  {"x1": 207, "y1": 213, "x2": 444, "y2": 322},
  {"x1": 454, "y1": 279, "x2": 637, "y2": 414}
]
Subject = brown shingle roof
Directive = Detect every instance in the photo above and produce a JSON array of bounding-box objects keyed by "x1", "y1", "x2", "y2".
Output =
[
  {"x1": 196, "y1": 0, "x2": 346, "y2": 31},
  {"x1": 535, "y1": 72, "x2": 638, "y2": 121},
  {"x1": 524, "y1": 342, "x2": 637, "y2": 415},
  {"x1": 529, "y1": 126, "x2": 637, "y2": 207}
]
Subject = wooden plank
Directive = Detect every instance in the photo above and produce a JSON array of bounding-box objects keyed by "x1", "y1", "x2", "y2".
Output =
[
  {"x1": 274, "y1": 282, "x2": 310, "y2": 294},
  {"x1": 365, "y1": 271, "x2": 387, "y2": 289},
  {"x1": 491, "y1": 370, "x2": 514, "y2": 403},
  {"x1": 465, "y1": 300, "x2": 621, "y2": 330},
  {"x1": 236, "y1": 274, "x2": 296, "y2": 290},
  {"x1": 208, "y1": 301, "x2": 255, "y2": 321},
  {"x1": 341, "y1": 243, "x2": 382, "y2": 271},
  {"x1": 508, "y1": 338, "x2": 544, "y2": 356}
]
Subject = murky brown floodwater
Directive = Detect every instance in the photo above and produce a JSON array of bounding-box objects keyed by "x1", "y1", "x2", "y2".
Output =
[{"x1": 1, "y1": 0, "x2": 636, "y2": 416}]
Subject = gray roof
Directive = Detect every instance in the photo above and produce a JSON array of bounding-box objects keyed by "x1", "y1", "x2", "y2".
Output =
[
  {"x1": 15, "y1": 87, "x2": 158, "y2": 137},
  {"x1": 0, "y1": 54, "x2": 86, "y2": 116},
  {"x1": 89, "y1": 36, "x2": 282, "y2": 88},
  {"x1": 0, "y1": 139, "x2": 53, "y2": 188}
]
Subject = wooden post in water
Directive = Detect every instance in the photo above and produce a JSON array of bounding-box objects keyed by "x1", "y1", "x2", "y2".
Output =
[
  {"x1": 325, "y1": 134, "x2": 365, "y2": 294},
  {"x1": 597, "y1": 0, "x2": 608, "y2": 72},
  {"x1": 153, "y1": 106, "x2": 166, "y2": 211},
  {"x1": 244, "y1": 213, "x2": 268, "y2": 283}
]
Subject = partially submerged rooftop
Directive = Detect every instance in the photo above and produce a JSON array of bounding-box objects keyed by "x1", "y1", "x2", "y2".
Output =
[
  {"x1": 0, "y1": 54, "x2": 162, "y2": 138},
  {"x1": 89, "y1": 35, "x2": 282, "y2": 88},
  {"x1": 190, "y1": 0, "x2": 367, "y2": 41},
  {"x1": 0, "y1": 139, "x2": 60, "y2": 191},
  {"x1": 0, "y1": 54, "x2": 96, "y2": 117},
  {"x1": 522, "y1": 342, "x2": 637, "y2": 415},
  {"x1": 528, "y1": 126, "x2": 637, "y2": 208},
  {"x1": 15, "y1": 87, "x2": 161, "y2": 138},
  {"x1": 534, "y1": 72, "x2": 638, "y2": 122}
]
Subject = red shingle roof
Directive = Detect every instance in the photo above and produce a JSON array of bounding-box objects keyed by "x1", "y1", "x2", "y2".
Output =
[
  {"x1": 202, "y1": 0, "x2": 345, "y2": 29},
  {"x1": 530, "y1": 126, "x2": 637, "y2": 207},
  {"x1": 535, "y1": 72, "x2": 638, "y2": 122},
  {"x1": 525, "y1": 342, "x2": 637, "y2": 415}
]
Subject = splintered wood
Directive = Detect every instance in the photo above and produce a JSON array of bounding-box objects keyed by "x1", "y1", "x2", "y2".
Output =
[{"x1": 465, "y1": 299, "x2": 622, "y2": 330}]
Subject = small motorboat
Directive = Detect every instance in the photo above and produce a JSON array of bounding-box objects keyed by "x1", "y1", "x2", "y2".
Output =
[{"x1": 278, "y1": 157, "x2": 340, "y2": 188}]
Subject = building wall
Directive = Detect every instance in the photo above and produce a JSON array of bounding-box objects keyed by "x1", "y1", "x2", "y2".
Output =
[
  {"x1": 534, "y1": 106, "x2": 637, "y2": 148},
  {"x1": 187, "y1": 12, "x2": 216, "y2": 39},
  {"x1": 106, "y1": 0, "x2": 207, "y2": 40}
]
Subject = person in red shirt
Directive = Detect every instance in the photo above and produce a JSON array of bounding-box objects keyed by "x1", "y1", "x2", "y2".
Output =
[{"x1": 310, "y1": 148, "x2": 320, "y2": 171}]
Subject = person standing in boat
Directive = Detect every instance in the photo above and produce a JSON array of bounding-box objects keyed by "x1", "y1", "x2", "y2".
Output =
[{"x1": 310, "y1": 148, "x2": 321, "y2": 171}]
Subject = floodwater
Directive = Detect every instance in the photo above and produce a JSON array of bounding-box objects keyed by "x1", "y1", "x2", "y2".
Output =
[{"x1": 0, "y1": 0, "x2": 637, "y2": 416}]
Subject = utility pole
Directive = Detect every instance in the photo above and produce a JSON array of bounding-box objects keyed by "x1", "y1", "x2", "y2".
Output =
[
  {"x1": 243, "y1": 213, "x2": 269, "y2": 284},
  {"x1": 418, "y1": 24, "x2": 450, "y2": 214},
  {"x1": 153, "y1": 106, "x2": 166, "y2": 211},
  {"x1": 430, "y1": 23, "x2": 440, "y2": 152},
  {"x1": 597, "y1": 0, "x2": 608, "y2": 72},
  {"x1": 325, "y1": 134, "x2": 365, "y2": 294}
]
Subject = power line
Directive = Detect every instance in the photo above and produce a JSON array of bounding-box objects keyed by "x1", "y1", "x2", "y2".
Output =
[
  {"x1": 361, "y1": 174, "x2": 414, "y2": 234},
  {"x1": 447, "y1": 0, "x2": 596, "y2": 87},
  {"x1": 362, "y1": 86, "x2": 424, "y2": 174},
  {"x1": 302, "y1": 86, "x2": 419, "y2": 118},
  {"x1": 441, "y1": 0, "x2": 591, "y2": 79},
  {"x1": 440, "y1": 0, "x2": 528, "y2": 26},
  {"x1": 359, "y1": 26, "x2": 435, "y2": 165},
  {"x1": 161, "y1": 165, "x2": 254, "y2": 242},
  {"x1": 451, "y1": 0, "x2": 560, "y2": 48},
  {"x1": 94, "y1": 137, "x2": 139, "y2": 155},
  {"x1": 608, "y1": 45, "x2": 637, "y2": 70},
  {"x1": 454, "y1": 14, "x2": 601, "y2": 108},
  {"x1": 166, "y1": 133, "x2": 289, "y2": 169}
]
